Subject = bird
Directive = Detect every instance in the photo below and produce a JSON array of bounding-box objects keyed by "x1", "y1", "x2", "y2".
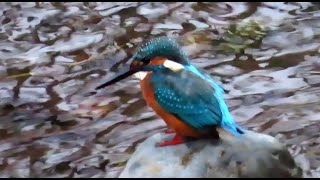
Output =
[{"x1": 96, "y1": 37, "x2": 245, "y2": 147}]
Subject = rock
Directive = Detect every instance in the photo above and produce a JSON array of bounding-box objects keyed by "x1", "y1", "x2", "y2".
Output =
[{"x1": 119, "y1": 129, "x2": 302, "y2": 178}]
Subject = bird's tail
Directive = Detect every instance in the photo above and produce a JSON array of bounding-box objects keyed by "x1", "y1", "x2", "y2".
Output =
[{"x1": 221, "y1": 121, "x2": 246, "y2": 137}]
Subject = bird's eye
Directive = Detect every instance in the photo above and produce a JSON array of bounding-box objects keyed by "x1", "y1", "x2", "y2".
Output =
[
  {"x1": 141, "y1": 58, "x2": 150, "y2": 65},
  {"x1": 130, "y1": 60, "x2": 144, "y2": 69}
]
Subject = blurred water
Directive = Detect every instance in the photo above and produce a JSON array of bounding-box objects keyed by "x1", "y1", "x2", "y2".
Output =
[{"x1": 0, "y1": 2, "x2": 319, "y2": 178}]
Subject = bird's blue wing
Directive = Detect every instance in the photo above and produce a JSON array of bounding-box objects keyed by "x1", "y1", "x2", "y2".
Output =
[{"x1": 149, "y1": 69, "x2": 223, "y2": 133}]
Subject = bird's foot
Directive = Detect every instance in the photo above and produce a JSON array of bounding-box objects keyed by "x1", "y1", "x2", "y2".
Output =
[
  {"x1": 163, "y1": 129, "x2": 175, "y2": 134},
  {"x1": 156, "y1": 134, "x2": 185, "y2": 147}
]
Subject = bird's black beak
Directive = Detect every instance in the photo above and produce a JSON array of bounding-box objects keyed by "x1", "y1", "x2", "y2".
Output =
[{"x1": 95, "y1": 58, "x2": 144, "y2": 90}]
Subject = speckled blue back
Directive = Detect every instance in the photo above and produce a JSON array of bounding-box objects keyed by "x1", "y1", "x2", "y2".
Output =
[{"x1": 147, "y1": 64, "x2": 244, "y2": 135}]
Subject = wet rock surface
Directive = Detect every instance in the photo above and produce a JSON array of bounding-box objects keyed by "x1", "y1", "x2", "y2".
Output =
[
  {"x1": 0, "y1": 2, "x2": 320, "y2": 178},
  {"x1": 120, "y1": 130, "x2": 302, "y2": 178}
]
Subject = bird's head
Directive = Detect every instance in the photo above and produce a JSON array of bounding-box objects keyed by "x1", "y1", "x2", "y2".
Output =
[
  {"x1": 131, "y1": 36, "x2": 189, "y2": 66},
  {"x1": 96, "y1": 37, "x2": 189, "y2": 89}
]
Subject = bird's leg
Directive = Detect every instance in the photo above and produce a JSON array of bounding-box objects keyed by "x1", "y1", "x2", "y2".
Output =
[
  {"x1": 163, "y1": 128, "x2": 175, "y2": 134},
  {"x1": 156, "y1": 134, "x2": 185, "y2": 147}
]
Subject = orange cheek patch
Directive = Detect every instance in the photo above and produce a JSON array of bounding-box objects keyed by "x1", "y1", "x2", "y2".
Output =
[{"x1": 149, "y1": 57, "x2": 168, "y2": 66}]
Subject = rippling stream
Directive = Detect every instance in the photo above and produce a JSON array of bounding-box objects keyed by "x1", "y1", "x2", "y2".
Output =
[{"x1": 0, "y1": 2, "x2": 319, "y2": 178}]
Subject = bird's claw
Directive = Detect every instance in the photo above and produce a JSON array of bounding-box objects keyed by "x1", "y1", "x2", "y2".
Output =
[{"x1": 156, "y1": 134, "x2": 185, "y2": 147}]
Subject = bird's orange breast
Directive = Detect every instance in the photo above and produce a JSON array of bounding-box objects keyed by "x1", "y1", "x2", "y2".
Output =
[{"x1": 139, "y1": 57, "x2": 200, "y2": 137}]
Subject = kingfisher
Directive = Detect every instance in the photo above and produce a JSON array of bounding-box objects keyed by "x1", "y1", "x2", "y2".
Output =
[{"x1": 96, "y1": 37, "x2": 245, "y2": 147}]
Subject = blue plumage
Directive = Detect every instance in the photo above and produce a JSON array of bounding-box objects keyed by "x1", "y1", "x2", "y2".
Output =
[
  {"x1": 148, "y1": 64, "x2": 244, "y2": 136},
  {"x1": 131, "y1": 36, "x2": 190, "y2": 65}
]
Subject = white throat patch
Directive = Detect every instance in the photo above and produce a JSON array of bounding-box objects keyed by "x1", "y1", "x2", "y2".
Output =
[{"x1": 133, "y1": 71, "x2": 148, "y2": 80}]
